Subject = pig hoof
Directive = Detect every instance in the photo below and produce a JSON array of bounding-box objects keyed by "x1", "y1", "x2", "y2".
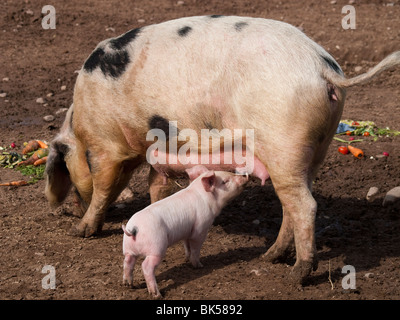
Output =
[
  {"x1": 123, "y1": 280, "x2": 134, "y2": 288},
  {"x1": 289, "y1": 260, "x2": 315, "y2": 285},
  {"x1": 68, "y1": 223, "x2": 100, "y2": 237},
  {"x1": 68, "y1": 225, "x2": 85, "y2": 237},
  {"x1": 192, "y1": 261, "x2": 204, "y2": 268},
  {"x1": 151, "y1": 292, "x2": 162, "y2": 299},
  {"x1": 263, "y1": 245, "x2": 295, "y2": 264}
]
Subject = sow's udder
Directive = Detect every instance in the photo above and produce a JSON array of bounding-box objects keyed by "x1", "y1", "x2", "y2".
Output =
[{"x1": 148, "y1": 149, "x2": 269, "y2": 185}]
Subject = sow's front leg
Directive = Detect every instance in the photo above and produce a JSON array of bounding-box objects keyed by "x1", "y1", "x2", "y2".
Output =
[
  {"x1": 148, "y1": 166, "x2": 177, "y2": 203},
  {"x1": 70, "y1": 150, "x2": 141, "y2": 237}
]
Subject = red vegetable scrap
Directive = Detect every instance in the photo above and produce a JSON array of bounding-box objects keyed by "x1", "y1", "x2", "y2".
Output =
[{"x1": 338, "y1": 146, "x2": 349, "y2": 155}]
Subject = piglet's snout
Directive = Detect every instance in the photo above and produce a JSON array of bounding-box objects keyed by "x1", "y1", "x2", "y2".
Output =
[
  {"x1": 234, "y1": 173, "x2": 249, "y2": 186},
  {"x1": 234, "y1": 169, "x2": 249, "y2": 180}
]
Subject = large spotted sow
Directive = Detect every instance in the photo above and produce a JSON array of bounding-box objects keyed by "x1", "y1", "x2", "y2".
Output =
[{"x1": 45, "y1": 15, "x2": 400, "y2": 284}]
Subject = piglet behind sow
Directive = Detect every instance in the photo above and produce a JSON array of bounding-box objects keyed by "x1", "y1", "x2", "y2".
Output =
[{"x1": 122, "y1": 165, "x2": 248, "y2": 298}]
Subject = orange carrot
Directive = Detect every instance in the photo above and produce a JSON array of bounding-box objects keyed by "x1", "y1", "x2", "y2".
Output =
[
  {"x1": 18, "y1": 154, "x2": 39, "y2": 166},
  {"x1": 0, "y1": 180, "x2": 28, "y2": 186},
  {"x1": 18, "y1": 148, "x2": 49, "y2": 166},
  {"x1": 34, "y1": 156, "x2": 48, "y2": 166},
  {"x1": 37, "y1": 140, "x2": 48, "y2": 149},
  {"x1": 348, "y1": 145, "x2": 364, "y2": 159},
  {"x1": 22, "y1": 140, "x2": 40, "y2": 154}
]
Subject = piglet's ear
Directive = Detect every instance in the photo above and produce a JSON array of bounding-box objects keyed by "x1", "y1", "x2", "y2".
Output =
[
  {"x1": 201, "y1": 171, "x2": 216, "y2": 193},
  {"x1": 186, "y1": 165, "x2": 210, "y2": 181}
]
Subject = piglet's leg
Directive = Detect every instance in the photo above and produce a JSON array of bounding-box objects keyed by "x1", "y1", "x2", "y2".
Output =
[
  {"x1": 123, "y1": 253, "x2": 137, "y2": 288},
  {"x1": 188, "y1": 235, "x2": 207, "y2": 268},
  {"x1": 142, "y1": 255, "x2": 162, "y2": 299},
  {"x1": 183, "y1": 239, "x2": 191, "y2": 260}
]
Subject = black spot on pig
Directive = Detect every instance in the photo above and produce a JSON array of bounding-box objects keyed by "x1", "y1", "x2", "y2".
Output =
[
  {"x1": 110, "y1": 27, "x2": 142, "y2": 50},
  {"x1": 234, "y1": 22, "x2": 248, "y2": 31},
  {"x1": 209, "y1": 15, "x2": 224, "y2": 18},
  {"x1": 84, "y1": 48, "x2": 131, "y2": 78},
  {"x1": 321, "y1": 55, "x2": 342, "y2": 74},
  {"x1": 178, "y1": 26, "x2": 192, "y2": 37},
  {"x1": 83, "y1": 27, "x2": 141, "y2": 78},
  {"x1": 83, "y1": 48, "x2": 105, "y2": 73},
  {"x1": 204, "y1": 121, "x2": 214, "y2": 130},
  {"x1": 100, "y1": 50, "x2": 130, "y2": 78},
  {"x1": 149, "y1": 115, "x2": 170, "y2": 137},
  {"x1": 148, "y1": 115, "x2": 178, "y2": 139},
  {"x1": 131, "y1": 226, "x2": 138, "y2": 237},
  {"x1": 85, "y1": 149, "x2": 92, "y2": 173}
]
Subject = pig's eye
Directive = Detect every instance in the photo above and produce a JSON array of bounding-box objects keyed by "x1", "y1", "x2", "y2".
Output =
[{"x1": 222, "y1": 179, "x2": 228, "y2": 185}]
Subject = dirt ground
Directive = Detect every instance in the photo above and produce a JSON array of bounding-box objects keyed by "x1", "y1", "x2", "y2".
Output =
[{"x1": 1, "y1": 0, "x2": 400, "y2": 301}]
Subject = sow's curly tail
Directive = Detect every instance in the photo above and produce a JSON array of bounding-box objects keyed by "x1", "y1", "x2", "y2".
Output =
[{"x1": 324, "y1": 51, "x2": 400, "y2": 88}]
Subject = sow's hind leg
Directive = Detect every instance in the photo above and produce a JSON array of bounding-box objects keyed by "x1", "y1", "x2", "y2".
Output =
[
  {"x1": 262, "y1": 142, "x2": 320, "y2": 285},
  {"x1": 262, "y1": 116, "x2": 342, "y2": 284},
  {"x1": 260, "y1": 82, "x2": 344, "y2": 284}
]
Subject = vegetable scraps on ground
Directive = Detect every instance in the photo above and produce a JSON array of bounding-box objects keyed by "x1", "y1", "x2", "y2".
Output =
[
  {"x1": 0, "y1": 140, "x2": 48, "y2": 186},
  {"x1": 335, "y1": 120, "x2": 399, "y2": 159},
  {"x1": 336, "y1": 120, "x2": 400, "y2": 140},
  {"x1": 336, "y1": 143, "x2": 364, "y2": 159},
  {"x1": 0, "y1": 180, "x2": 29, "y2": 186}
]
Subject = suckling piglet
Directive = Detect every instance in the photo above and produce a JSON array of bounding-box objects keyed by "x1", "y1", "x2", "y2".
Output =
[{"x1": 122, "y1": 165, "x2": 248, "y2": 298}]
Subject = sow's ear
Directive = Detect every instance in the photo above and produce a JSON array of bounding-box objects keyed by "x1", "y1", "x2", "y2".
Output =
[
  {"x1": 201, "y1": 171, "x2": 216, "y2": 193},
  {"x1": 185, "y1": 165, "x2": 210, "y2": 181},
  {"x1": 44, "y1": 140, "x2": 72, "y2": 207}
]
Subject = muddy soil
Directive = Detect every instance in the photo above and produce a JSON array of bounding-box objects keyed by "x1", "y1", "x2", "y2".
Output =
[{"x1": 0, "y1": 0, "x2": 400, "y2": 302}]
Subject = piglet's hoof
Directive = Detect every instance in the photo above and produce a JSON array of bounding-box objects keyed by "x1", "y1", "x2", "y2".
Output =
[
  {"x1": 123, "y1": 279, "x2": 134, "y2": 288},
  {"x1": 192, "y1": 261, "x2": 204, "y2": 269},
  {"x1": 188, "y1": 257, "x2": 204, "y2": 268},
  {"x1": 150, "y1": 292, "x2": 163, "y2": 300}
]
